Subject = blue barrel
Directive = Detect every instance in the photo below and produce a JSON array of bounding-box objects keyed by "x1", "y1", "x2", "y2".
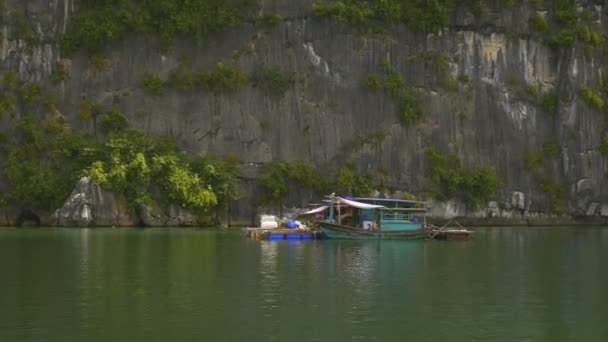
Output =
[{"x1": 286, "y1": 220, "x2": 297, "y2": 228}]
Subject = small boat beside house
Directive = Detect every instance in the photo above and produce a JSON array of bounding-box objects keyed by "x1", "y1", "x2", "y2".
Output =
[{"x1": 314, "y1": 195, "x2": 429, "y2": 240}]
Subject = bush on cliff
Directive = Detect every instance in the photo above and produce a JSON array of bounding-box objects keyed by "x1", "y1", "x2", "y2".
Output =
[
  {"x1": 60, "y1": 0, "x2": 253, "y2": 55},
  {"x1": 425, "y1": 147, "x2": 501, "y2": 208}
]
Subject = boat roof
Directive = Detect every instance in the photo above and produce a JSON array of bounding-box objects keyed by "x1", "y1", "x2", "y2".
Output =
[{"x1": 346, "y1": 197, "x2": 421, "y2": 204}]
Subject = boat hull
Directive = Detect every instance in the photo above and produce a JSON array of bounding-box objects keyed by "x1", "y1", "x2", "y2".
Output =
[{"x1": 318, "y1": 222, "x2": 427, "y2": 240}]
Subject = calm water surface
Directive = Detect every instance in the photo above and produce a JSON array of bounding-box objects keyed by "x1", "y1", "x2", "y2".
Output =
[{"x1": 1, "y1": 227, "x2": 607, "y2": 341}]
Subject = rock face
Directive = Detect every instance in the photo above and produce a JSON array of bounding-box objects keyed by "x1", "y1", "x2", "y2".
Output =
[
  {"x1": 55, "y1": 177, "x2": 136, "y2": 227},
  {"x1": 2, "y1": 1, "x2": 608, "y2": 224},
  {"x1": 139, "y1": 203, "x2": 199, "y2": 227}
]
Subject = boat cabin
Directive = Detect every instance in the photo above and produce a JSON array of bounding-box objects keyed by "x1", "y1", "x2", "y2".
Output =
[{"x1": 320, "y1": 196, "x2": 427, "y2": 231}]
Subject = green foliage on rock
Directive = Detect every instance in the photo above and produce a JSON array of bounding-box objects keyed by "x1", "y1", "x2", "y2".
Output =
[
  {"x1": 254, "y1": 13, "x2": 282, "y2": 27},
  {"x1": 190, "y1": 152, "x2": 243, "y2": 215},
  {"x1": 86, "y1": 129, "x2": 241, "y2": 214},
  {"x1": 525, "y1": 150, "x2": 545, "y2": 173},
  {"x1": 250, "y1": 65, "x2": 293, "y2": 97},
  {"x1": 363, "y1": 60, "x2": 424, "y2": 126},
  {"x1": 258, "y1": 161, "x2": 293, "y2": 208},
  {"x1": 2, "y1": 114, "x2": 99, "y2": 210},
  {"x1": 425, "y1": 147, "x2": 501, "y2": 208},
  {"x1": 580, "y1": 86, "x2": 604, "y2": 109},
  {"x1": 0, "y1": 93, "x2": 15, "y2": 119},
  {"x1": 2, "y1": 71, "x2": 17, "y2": 90},
  {"x1": 537, "y1": 177, "x2": 566, "y2": 214},
  {"x1": 162, "y1": 62, "x2": 248, "y2": 94},
  {"x1": 152, "y1": 155, "x2": 218, "y2": 211},
  {"x1": 332, "y1": 162, "x2": 372, "y2": 196},
  {"x1": 60, "y1": 0, "x2": 254, "y2": 55},
  {"x1": 529, "y1": 14, "x2": 549, "y2": 33},
  {"x1": 542, "y1": 140, "x2": 560, "y2": 156},
  {"x1": 51, "y1": 62, "x2": 69, "y2": 84},
  {"x1": 98, "y1": 106, "x2": 128, "y2": 135},
  {"x1": 312, "y1": 0, "x2": 461, "y2": 33},
  {"x1": 407, "y1": 50, "x2": 449, "y2": 70},
  {"x1": 600, "y1": 134, "x2": 608, "y2": 156},
  {"x1": 257, "y1": 160, "x2": 372, "y2": 209},
  {"x1": 202, "y1": 62, "x2": 248, "y2": 93},
  {"x1": 142, "y1": 72, "x2": 164, "y2": 95},
  {"x1": 362, "y1": 73, "x2": 382, "y2": 90},
  {"x1": 541, "y1": 94, "x2": 558, "y2": 115},
  {"x1": 20, "y1": 82, "x2": 42, "y2": 104}
]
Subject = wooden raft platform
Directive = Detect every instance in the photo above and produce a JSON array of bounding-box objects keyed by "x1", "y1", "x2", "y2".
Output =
[
  {"x1": 428, "y1": 229, "x2": 473, "y2": 240},
  {"x1": 245, "y1": 228, "x2": 325, "y2": 240},
  {"x1": 427, "y1": 221, "x2": 473, "y2": 240}
]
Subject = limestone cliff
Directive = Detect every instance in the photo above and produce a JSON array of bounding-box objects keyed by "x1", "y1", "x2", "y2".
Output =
[{"x1": 2, "y1": 0, "x2": 608, "y2": 225}]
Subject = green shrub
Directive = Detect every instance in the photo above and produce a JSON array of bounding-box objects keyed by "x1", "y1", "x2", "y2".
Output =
[
  {"x1": 2, "y1": 71, "x2": 17, "y2": 89},
  {"x1": 543, "y1": 140, "x2": 560, "y2": 155},
  {"x1": 525, "y1": 151, "x2": 545, "y2": 173},
  {"x1": 333, "y1": 163, "x2": 372, "y2": 197},
  {"x1": 457, "y1": 74, "x2": 470, "y2": 83},
  {"x1": 529, "y1": 14, "x2": 549, "y2": 33},
  {"x1": 542, "y1": 94, "x2": 558, "y2": 115},
  {"x1": 250, "y1": 65, "x2": 292, "y2": 97},
  {"x1": 201, "y1": 63, "x2": 247, "y2": 93},
  {"x1": 0, "y1": 93, "x2": 15, "y2": 118},
  {"x1": 86, "y1": 129, "x2": 228, "y2": 214},
  {"x1": 167, "y1": 64, "x2": 197, "y2": 91},
  {"x1": 20, "y1": 82, "x2": 42, "y2": 104},
  {"x1": 408, "y1": 50, "x2": 449, "y2": 70},
  {"x1": 395, "y1": 87, "x2": 423, "y2": 126},
  {"x1": 362, "y1": 60, "x2": 425, "y2": 126},
  {"x1": 257, "y1": 161, "x2": 293, "y2": 209},
  {"x1": 537, "y1": 177, "x2": 566, "y2": 214},
  {"x1": 425, "y1": 147, "x2": 501, "y2": 208},
  {"x1": 525, "y1": 84, "x2": 538, "y2": 96},
  {"x1": 61, "y1": 0, "x2": 253, "y2": 55},
  {"x1": 462, "y1": 165, "x2": 501, "y2": 209},
  {"x1": 362, "y1": 73, "x2": 382, "y2": 90},
  {"x1": 254, "y1": 13, "x2": 282, "y2": 26},
  {"x1": 142, "y1": 72, "x2": 164, "y2": 95},
  {"x1": 600, "y1": 134, "x2": 608, "y2": 156},
  {"x1": 152, "y1": 155, "x2": 217, "y2": 211},
  {"x1": 580, "y1": 86, "x2": 604, "y2": 109},
  {"x1": 444, "y1": 76, "x2": 458, "y2": 91},
  {"x1": 51, "y1": 62, "x2": 69, "y2": 84},
  {"x1": 98, "y1": 106, "x2": 128, "y2": 134}
]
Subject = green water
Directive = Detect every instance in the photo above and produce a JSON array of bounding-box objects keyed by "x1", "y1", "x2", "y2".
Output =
[{"x1": 0, "y1": 227, "x2": 607, "y2": 341}]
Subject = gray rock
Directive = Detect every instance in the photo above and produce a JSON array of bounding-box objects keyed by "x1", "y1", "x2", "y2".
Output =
[
  {"x1": 601, "y1": 204, "x2": 608, "y2": 217},
  {"x1": 586, "y1": 202, "x2": 599, "y2": 216},
  {"x1": 139, "y1": 204, "x2": 168, "y2": 227},
  {"x1": 3, "y1": 0, "x2": 608, "y2": 224},
  {"x1": 166, "y1": 205, "x2": 198, "y2": 226},
  {"x1": 139, "y1": 203, "x2": 199, "y2": 227},
  {"x1": 511, "y1": 192, "x2": 525, "y2": 210},
  {"x1": 55, "y1": 177, "x2": 136, "y2": 227}
]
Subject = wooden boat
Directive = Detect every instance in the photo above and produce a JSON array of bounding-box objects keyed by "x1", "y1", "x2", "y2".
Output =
[{"x1": 314, "y1": 196, "x2": 428, "y2": 240}]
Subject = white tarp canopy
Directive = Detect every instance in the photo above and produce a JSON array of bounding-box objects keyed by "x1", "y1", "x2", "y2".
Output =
[
  {"x1": 336, "y1": 197, "x2": 386, "y2": 209},
  {"x1": 300, "y1": 205, "x2": 329, "y2": 215}
]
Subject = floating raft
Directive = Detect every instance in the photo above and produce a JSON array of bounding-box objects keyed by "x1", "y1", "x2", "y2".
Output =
[
  {"x1": 428, "y1": 229, "x2": 473, "y2": 240},
  {"x1": 245, "y1": 228, "x2": 325, "y2": 240}
]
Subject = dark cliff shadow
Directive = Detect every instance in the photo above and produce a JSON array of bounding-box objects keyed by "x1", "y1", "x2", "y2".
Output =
[{"x1": 16, "y1": 209, "x2": 41, "y2": 227}]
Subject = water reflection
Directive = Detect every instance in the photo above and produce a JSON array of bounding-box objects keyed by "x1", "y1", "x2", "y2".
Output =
[{"x1": 1, "y1": 227, "x2": 608, "y2": 341}]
